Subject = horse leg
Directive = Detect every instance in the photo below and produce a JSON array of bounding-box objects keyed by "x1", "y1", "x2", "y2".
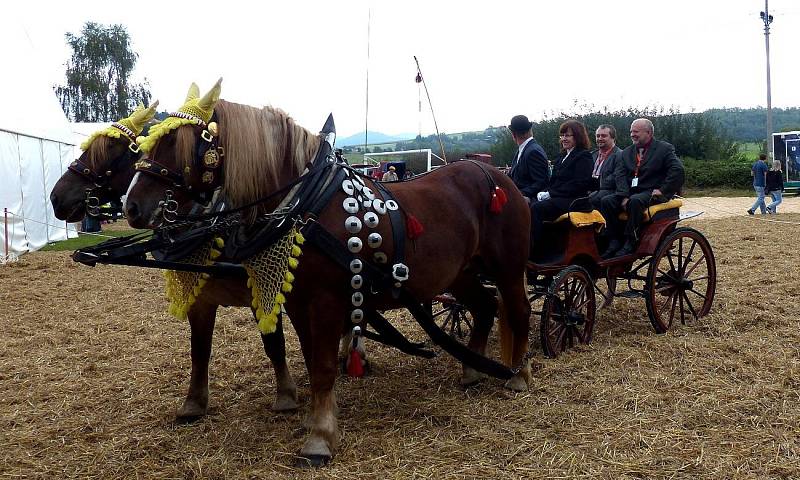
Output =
[
  {"x1": 450, "y1": 275, "x2": 498, "y2": 387},
  {"x1": 255, "y1": 311, "x2": 298, "y2": 411},
  {"x1": 294, "y1": 298, "x2": 342, "y2": 466},
  {"x1": 176, "y1": 299, "x2": 217, "y2": 421},
  {"x1": 495, "y1": 276, "x2": 532, "y2": 392}
]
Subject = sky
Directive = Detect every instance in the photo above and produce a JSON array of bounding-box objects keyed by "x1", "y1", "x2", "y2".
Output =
[{"x1": 5, "y1": 0, "x2": 800, "y2": 139}]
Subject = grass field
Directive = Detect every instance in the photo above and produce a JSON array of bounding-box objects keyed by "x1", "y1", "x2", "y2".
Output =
[{"x1": 40, "y1": 227, "x2": 149, "y2": 252}]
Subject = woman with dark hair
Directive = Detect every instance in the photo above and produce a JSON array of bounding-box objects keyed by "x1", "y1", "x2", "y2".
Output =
[{"x1": 530, "y1": 119, "x2": 595, "y2": 246}]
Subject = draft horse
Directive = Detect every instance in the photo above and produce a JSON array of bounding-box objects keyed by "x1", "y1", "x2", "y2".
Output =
[
  {"x1": 124, "y1": 79, "x2": 533, "y2": 465},
  {"x1": 49, "y1": 104, "x2": 301, "y2": 417}
]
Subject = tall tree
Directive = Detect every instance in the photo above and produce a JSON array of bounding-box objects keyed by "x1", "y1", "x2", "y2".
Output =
[{"x1": 55, "y1": 22, "x2": 151, "y2": 122}]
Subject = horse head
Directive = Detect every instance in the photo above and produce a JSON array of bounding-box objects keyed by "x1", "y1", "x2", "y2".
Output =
[
  {"x1": 125, "y1": 78, "x2": 320, "y2": 228},
  {"x1": 50, "y1": 102, "x2": 159, "y2": 222}
]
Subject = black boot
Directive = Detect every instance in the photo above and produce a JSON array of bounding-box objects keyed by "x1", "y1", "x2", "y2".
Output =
[
  {"x1": 601, "y1": 238, "x2": 623, "y2": 259},
  {"x1": 615, "y1": 237, "x2": 637, "y2": 257}
]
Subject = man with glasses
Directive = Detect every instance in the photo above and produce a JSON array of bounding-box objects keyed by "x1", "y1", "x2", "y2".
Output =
[
  {"x1": 599, "y1": 118, "x2": 684, "y2": 259},
  {"x1": 506, "y1": 114, "x2": 549, "y2": 205},
  {"x1": 589, "y1": 124, "x2": 622, "y2": 210}
]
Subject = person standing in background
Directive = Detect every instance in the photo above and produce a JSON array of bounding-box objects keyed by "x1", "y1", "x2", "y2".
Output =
[
  {"x1": 765, "y1": 160, "x2": 784, "y2": 214},
  {"x1": 747, "y1": 153, "x2": 769, "y2": 215}
]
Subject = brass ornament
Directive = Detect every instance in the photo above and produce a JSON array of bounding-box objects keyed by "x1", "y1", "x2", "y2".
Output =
[
  {"x1": 208, "y1": 122, "x2": 219, "y2": 137},
  {"x1": 184, "y1": 166, "x2": 192, "y2": 175},
  {"x1": 202, "y1": 171, "x2": 215, "y2": 184},
  {"x1": 135, "y1": 160, "x2": 151, "y2": 170},
  {"x1": 203, "y1": 149, "x2": 220, "y2": 168}
]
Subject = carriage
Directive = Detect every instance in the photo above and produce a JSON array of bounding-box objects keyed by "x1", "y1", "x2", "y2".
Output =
[{"x1": 434, "y1": 198, "x2": 716, "y2": 358}]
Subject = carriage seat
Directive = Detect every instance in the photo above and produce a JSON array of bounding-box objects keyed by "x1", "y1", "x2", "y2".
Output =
[
  {"x1": 619, "y1": 199, "x2": 683, "y2": 222},
  {"x1": 548, "y1": 209, "x2": 606, "y2": 232}
]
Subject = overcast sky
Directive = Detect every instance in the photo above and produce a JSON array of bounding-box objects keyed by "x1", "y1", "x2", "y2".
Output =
[{"x1": 6, "y1": 0, "x2": 800, "y2": 138}]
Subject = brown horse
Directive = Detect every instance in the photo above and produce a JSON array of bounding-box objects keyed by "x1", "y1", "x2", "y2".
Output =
[
  {"x1": 124, "y1": 80, "x2": 532, "y2": 465},
  {"x1": 49, "y1": 106, "x2": 300, "y2": 417}
]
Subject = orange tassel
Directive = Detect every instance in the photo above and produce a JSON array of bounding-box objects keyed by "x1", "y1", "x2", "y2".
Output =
[
  {"x1": 406, "y1": 213, "x2": 424, "y2": 239},
  {"x1": 347, "y1": 349, "x2": 365, "y2": 377}
]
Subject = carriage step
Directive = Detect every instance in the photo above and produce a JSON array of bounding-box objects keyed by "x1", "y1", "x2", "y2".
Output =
[{"x1": 616, "y1": 290, "x2": 646, "y2": 299}]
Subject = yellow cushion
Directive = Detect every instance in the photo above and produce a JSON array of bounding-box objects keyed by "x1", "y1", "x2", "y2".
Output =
[
  {"x1": 620, "y1": 199, "x2": 682, "y2": 221},
  {"x1": 553, "y1": 210, "x2": 606, "y2": 230}
]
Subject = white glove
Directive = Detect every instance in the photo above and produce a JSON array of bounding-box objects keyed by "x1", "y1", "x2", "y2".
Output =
[{"x1": 536, "y1": 191, "x2": 551, "y2": 201}]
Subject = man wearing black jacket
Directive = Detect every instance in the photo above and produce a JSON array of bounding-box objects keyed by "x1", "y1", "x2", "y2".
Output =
[
  {"x1": 600, "y1": 118, "x2": 684, "y2": 258},
  {"x1": 589, "y1": 124, "x2": 622, "y2": 209},
  {"x1": 507, "y1": 115, "x2": 549, "y2": 204}
]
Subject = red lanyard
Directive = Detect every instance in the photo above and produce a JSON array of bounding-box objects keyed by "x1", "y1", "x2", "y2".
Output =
[{"x1": 633, "y1": 148, "x2": 647, "y2": 177}]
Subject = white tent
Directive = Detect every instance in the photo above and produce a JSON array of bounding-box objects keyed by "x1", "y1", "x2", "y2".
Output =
[{"x1": 0, "y1": 16, "x2": 76, "y2": 261}]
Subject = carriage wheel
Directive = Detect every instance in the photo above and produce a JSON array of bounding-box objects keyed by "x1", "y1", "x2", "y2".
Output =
[
  {"x1": 645, "y1": 227, "x2": 716, "y2": 334},
  {"x1": 431, "y1": 294, "x2": 473, "y2": 339},
  {"x1": 540, "y1": 265, "x2": 597, "y2": 358}
]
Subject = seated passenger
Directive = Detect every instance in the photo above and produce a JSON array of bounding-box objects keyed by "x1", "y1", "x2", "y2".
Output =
[
  {"x1": 599, "y1": 118, "x2": 685, "y2": 258},
  {"x1": 506, "y1": 114, "x2": 549, "y2": 204},
  {"x1": 530, "y1": 119, "x2": 595, "y2": 245},
  {"x1": 589, "y1": 124, "x2": 622, "y2": 210}
]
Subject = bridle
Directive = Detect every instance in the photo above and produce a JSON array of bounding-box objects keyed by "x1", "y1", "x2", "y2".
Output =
[
  {"x1": 68, "y1": 123, "x2": 141, "y2": 217},
  {"x1": 134, "y1": 112, "x2": 224, "y2": 223}
]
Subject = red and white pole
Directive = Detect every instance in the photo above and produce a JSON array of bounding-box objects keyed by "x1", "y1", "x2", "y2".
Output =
[{"x1": 3, "y1": 208, "x2": 8, "y2": 259}]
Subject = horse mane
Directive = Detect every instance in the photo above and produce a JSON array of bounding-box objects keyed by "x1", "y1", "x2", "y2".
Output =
[
  {"x1": 213, "y1": 100, "x2": 320, "y2": 209},
  {"x1": 84, "y1": 135, "x2": 112, "y2": 170}
]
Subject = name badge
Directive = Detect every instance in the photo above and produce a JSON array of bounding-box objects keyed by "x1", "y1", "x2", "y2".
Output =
[{"x1": 631, "y1": 177, "x2": 639, "y2": 188}]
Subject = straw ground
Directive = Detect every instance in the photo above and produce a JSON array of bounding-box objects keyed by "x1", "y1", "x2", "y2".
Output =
[{"x1": 1, "y1": 213, "x2": 799, "y2": 478}]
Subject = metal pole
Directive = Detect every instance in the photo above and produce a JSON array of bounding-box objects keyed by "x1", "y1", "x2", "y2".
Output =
[
  {"x1": 762, "y1": 0, "x2": 774, "y2": 158},
  {"x1": 4, "y1": 208, "x2": 8, "y2": 259}
]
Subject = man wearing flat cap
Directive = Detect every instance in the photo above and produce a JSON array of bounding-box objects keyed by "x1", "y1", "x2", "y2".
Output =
[
  {"x1": 507, "y1": 114, "x2": 549, "y2": 204},
  {"x1": 381, "y1": 165, "x2": 399, "y2": 182}
]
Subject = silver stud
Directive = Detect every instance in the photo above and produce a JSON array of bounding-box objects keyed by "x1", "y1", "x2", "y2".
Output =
[
  {"x1": 362, "y1": 199, "x2": 372, "y2": 209},
  {"x1": 352, "y1": 292, "x2": 364, "y2": 307},
  {"x1": 364, "y1": 212, "x2": 379, "y2": 228},
  {"x1": 352, "y1": 179, "x2": 364, "y2": 191},
  {"x1": 367, "y1": 232, "x2": 383, "y2": 248},
  {"x1": 349, "y1": 259, "x2": 363, "y2": 274},
  {"x1": 351, "y1": 275, "x2": 363, "y2": 289},
  {"x1": 373, "y1": 199, "x2": 387, "y2": 215},
  {"x1": 385, "y1": 200, "x2": 399, "y2": 211},
  {"x1": 374, "y1": 252, "x2": 388, "y2": 264},
  {"x1": 343, "y1": 198, "x2": 359, "y2": 214},
  {"x1": 347, "y1": 237, "x2": 363, "y2": 253},
  {"x1": 351, "y1": 309, "x2": 364, "y2": 323},
  {"x1": 341, "y1": 179, "x2": 355, "y2": 196},
  {"x1": 345, "y1": 216, "x2": 362, "y2": 234},
  {"x1": 362, "y1": 187, "x2": 375, "y2": 200}
]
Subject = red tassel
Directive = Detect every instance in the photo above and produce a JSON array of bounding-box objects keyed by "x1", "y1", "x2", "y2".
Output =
[
  {"x1": 347, "y1": 349, "x2": 364, "y2": 377},
  {"x1": 406, "y1": 213, "x2": 424, "y2": 239},
  {"x1": 490, "y1": 186, "x2": 508, "y2": 214}
]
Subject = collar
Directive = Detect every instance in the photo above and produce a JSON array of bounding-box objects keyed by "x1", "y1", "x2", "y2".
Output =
[
  {"x1": 636, "y1": 138, "x2": 653, "y2": 153},
  {"x1": 518, "y1": 136, "x2": 533, "y2": 154}
]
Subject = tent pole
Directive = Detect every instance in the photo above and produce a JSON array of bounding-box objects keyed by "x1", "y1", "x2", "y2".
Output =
[{"x1": 4, "y1": 208, "x2": 8, "y2": 258}]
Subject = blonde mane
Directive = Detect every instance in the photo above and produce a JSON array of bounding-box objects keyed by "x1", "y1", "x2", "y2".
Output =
[{"x1": 84, "y1": 136, "x2": 113, "y2": 170}]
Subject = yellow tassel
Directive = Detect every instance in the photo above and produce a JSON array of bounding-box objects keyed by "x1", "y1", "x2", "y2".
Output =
[
  {"x1": 288, "y1": 257, "x2": 299, "y2": 269},
  {"x1": 285, "y1": 271, "x2": 295, "y2": 283},
  {"x1": 275, "y1": 292, "x2": 286, "y2": 304},
  {"x1": 247, "y1": 277, "x2": 253, "y2": 288},
  {"x1": 256, "y1": 307, "x2": 265, "y2": 319},
  {"x1": 197, "y1": 278, "x2": 207, "y2": 288},
  {"x1": 252, "y1": 298, "x2": 259, "y2": 309},
  {"x1": 271, "y1": 304, "x2": 281, "y2": 315},
  {"x1": 281, "y1": 282, "x2": 293, "y2": 293},
  {"x1": 291, "y1": 245, "x2": 302, "y2": 257},
  {"x1": 258, "y1": 314, "x2": 278, "y2": 335},
  {"x1": 294, "y1": 231, "x2": 306, "y2": 245},
  {"x1": 214, "y1": 237, "x2": 224, "y2": 248},
  {"x1": 209, "y1": 249, "x2": 221, "y2": 260},
  {"x1": 193, "y1": 286, "x2": 202, "y2": 296}
]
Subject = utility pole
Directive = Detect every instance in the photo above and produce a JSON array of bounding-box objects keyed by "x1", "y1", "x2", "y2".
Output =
[{"x1": 760, "y1": 1, "x2": 774, "y2": 157}]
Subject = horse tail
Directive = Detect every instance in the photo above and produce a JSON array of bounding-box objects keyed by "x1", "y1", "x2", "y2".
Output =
[{"x1": 496, "y1": 287, "x2": 514, "y2": 367}]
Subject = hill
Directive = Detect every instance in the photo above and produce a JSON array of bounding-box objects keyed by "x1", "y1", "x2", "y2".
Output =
[{"x1": 337, "y1": 131, "x2": 415, "y2": 147}]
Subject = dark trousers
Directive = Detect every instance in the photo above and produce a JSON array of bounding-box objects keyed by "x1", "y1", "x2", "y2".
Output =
[
  {"x1": 599, "y1": 191, "x2": 654, "y2": 240},
  {"x1": 589, "y1": 189, "x2": 615, "y2": 211},
  {"x1": 531, "y1": 197, "x2": 571, "y2": 245}
]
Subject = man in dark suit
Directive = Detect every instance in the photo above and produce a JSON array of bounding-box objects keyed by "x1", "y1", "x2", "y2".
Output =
[
  {"x1": 589, "y1": 124, "x2": 622, "y2": 210},
  {"x1": 600, "y1": 118, "x2": 685, "y2": 258},
  {"x1": 507, "y1": 115, "x2": 549, "y2": 204}
]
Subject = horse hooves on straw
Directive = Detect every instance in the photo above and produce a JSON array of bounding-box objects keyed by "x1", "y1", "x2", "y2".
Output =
[
  {"x1": 174, "y1": 413, "x2": 205, "y2": 425},
  {"x1": 504, "y1": 375, "x2": 529, "y2": 392},
  {"x1": 460, "y1": 367, "x2": 486, "y2": 387},
  {"x1": 294, "y1": 454, "x2": 332, "y2": 468},
  {"x1": 272, "y1": 396, "x2": 300, "y2": 412}
]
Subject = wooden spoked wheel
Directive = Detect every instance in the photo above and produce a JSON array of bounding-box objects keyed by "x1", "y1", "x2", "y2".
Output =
[
  {"x1": 431, "y1": 294, "x2": 473, "y2": 339},
  {"x1": 645, "y1": 227, "x2": 716, "y2": 333},
  {"x1": 540, "y1": 266, "x2": 597, "y2": 358}
]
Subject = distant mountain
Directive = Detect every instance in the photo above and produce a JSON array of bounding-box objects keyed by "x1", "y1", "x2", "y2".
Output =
[{"x1": 337, "y1": 131, "x2": 416, "y2": 147}]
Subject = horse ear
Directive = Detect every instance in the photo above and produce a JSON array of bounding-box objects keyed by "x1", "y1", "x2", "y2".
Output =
[
  {"x1": 198, "y1": 77, "x2": 223, "y2": 113},
  {"x1": 127, "y1": 100, "x2": 160, "y2": 135},
  {"x1": 186, "y1": 83, "x2": 201, "y2": 102}
]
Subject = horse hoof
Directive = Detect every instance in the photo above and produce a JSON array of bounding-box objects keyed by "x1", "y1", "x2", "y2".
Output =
[
  {"x1": 175, "y1": 413, "x2": 204, "y2": 424},
  {"x1": 176, "y1": 401, "x2": 207, "y2": 423},
  {"x1": 295, "y1": 454, "x2": 332, "y2": 468},
  {"x1": 272, "y1": 396, "x2": 299, "y2": 412},
  {"x1": 460, "y1": 367, "x2": 486, "y2": 387},
  {"x1": 504, "y1": 375, "x2": 528, "y2": 392}
]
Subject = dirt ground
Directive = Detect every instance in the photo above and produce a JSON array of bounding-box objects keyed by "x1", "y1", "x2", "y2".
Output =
[
  {"x1": 2, "y1": 211, "x2": 800, "y2": 479},
  {"x1": 680, "y1": 195, "x2": 800, "y2": 219}
]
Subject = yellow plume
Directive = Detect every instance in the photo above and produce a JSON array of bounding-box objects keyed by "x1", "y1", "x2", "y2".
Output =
[
  {"x1": 197, "y1": 78, "x2": 223, "y2": 119},
  {"x1": 186, "y1": 83, "x2": 200, "y2": 102}
]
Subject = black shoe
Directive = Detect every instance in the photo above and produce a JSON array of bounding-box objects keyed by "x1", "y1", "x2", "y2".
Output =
[
  {"x1": 615, "y1": 239, "x2": 637, "y2": 257},
  {"x1": 601, "y1": 239, "x2": 622, "y2": 259},
  {"x1": 747, "y1": 209, "x2": 754, "y2": 215}
]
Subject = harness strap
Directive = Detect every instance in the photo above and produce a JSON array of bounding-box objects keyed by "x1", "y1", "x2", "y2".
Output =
[{"x1": 372, "y1": 182, "x2": 406, "y2": 298}]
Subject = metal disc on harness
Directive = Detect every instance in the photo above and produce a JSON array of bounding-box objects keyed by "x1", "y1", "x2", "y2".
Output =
[
  {"x1": 362, "y1": 187, "x2": 375, "y2": 200},
  {"x1": 349, "y1": 258, "x2": 363, "y2": 273},
  {"x1": 367, "y1": 232, "x2": 383, "y2": 248},
  {"x1": 373, "y1": 199, "x2": 387, "y2": 215},
  {"x1": 364, "y1": 212, "x2": 379, "y2": 228},
  {"x1": 385, "y1": 200, "x2": 399, "y2": 211},
  {"x1": 347, "y1": 237, "x2": 363, "y2": 253},
  {"x1": 345, "y1": 216, "x2": 362, "y2": 234},
  {"x1": 351, "y1": 309, "x2": 364, "y2": 323},
  {"x1": 374, "y1": 252, "x2": 388, "y2": 264},
  {"x1": 362, "y1": 199, "x2": 372, "y2": 209},
  {"x1": 341, "y1": 179, "x2": 355, "y2": 196},
  {"x1": 343, "y1": 198, "x2": 359, "y2": 214},
  {"x1": 352, "y1": 292, "x2": 364, "y2": 307},
  {"x1": 351, "y1": 275, "x2": 363, "y2": 289}
]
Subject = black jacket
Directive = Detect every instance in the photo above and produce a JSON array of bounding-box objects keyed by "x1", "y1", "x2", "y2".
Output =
[
  {"x1": 592, "y1": 145, "x2": 622, "y2": 191},
  {"x1": 508, "y1": 138, "x2": 549, "y2": 198},
  {"x1": 765, "y1": 170, "x2": 784, "y2": 193},
  {"x1": 548, "y1": 148, "x2": 595, "y2": 200},
  {"x1": 614, "y1": 139, "x2": 684, "y2": 197}
]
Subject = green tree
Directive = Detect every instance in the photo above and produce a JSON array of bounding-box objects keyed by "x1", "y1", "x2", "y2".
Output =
[{"x1": 55, "y1": 22, "x2": 151, "y2": 122}]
